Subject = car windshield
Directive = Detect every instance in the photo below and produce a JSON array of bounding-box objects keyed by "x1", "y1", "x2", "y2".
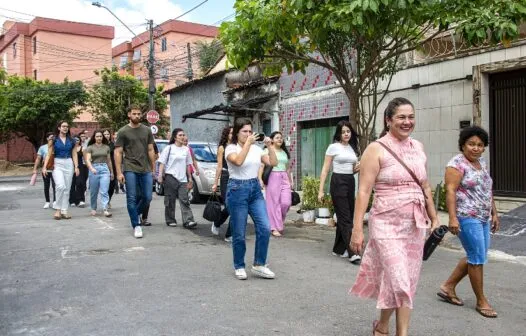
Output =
[{"x1": 189, "y1": 144, "x2": 217, "y2": 162}]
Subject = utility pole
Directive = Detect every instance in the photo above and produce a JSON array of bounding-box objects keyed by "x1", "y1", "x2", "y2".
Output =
[
  {"x1": 186, "y1": 42, "x2": 193, "y2": 81},
  {"x1": 148, "y1": 19, "x2": 156, "y2": 110}
]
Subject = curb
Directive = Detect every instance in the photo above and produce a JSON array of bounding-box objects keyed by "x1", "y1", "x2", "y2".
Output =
[{"x1": 0, "y1": 175, "x2": 32, "y2": 184}]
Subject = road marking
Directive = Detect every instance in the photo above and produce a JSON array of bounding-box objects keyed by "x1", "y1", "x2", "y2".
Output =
[
  {"x1": 94, "y1": 216, "x2": 115, "y2": 230},
  {"x1": 60, "y1": 246, "x2": 70, "y2": 259},
  {"x1": 493, "y1": 226, "x2": 526, "y2": 237}
]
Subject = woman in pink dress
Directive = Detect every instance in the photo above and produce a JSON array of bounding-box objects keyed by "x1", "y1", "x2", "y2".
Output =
[{"x1": 350, "y1": 97, "x2": 439, "y2": 336}]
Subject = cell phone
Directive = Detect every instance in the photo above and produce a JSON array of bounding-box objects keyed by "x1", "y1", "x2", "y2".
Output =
[{"x1": 255, "y1": 133, "x2": 265, "y2": 142}]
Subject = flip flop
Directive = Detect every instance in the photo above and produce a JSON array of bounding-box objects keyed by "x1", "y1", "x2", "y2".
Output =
[
  {"x1": 53, "y1": 214, "x2": 62, "y2": 220},
  {"x1": 61, "y1": 213, "x2": 72, "y2": 219},
  {"x1": 476, "y1": 306, "x2": 498, "y2": 318},
  {"x1": 372, "y1": 320, "x2": 388, "y2": 335},
  {"x1": 437, "y1": 291, "x2": 464, "y2": 306}
]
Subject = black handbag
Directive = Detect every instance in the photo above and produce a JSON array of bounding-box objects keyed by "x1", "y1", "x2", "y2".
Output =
[
  {"x1": 262, "y1": 164, "x2": 273, "y2": 185},
  {"x1": 423, "y1": 225, "x2": 449, "y2": 261},
  {"x1": 291, "y1": 190, "x2": 300, "y2": 206},
  {"x1": 203, "y1": 193, "x2": 222, "y2": 222}
]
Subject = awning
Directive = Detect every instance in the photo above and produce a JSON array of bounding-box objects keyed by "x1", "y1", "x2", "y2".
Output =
[{"x1": 181, "y1": 103, "x2": 279, "y2": 122}]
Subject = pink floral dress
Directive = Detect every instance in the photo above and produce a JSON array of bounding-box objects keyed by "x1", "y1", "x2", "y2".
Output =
[{"x1": 350, "y1": 133, "x2": 430, "y2": 309}]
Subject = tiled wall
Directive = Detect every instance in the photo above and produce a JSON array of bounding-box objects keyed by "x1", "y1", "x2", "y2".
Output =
[{"x1": 279, "y1": 62, "x2": 351, "y2": 187}]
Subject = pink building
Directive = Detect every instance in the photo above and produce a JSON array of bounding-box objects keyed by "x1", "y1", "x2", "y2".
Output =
[
  {"x1": 112, "y1": 19, "x2": 218, "y2": 92},
  {"x1": 0, "y1": 17, "x2": 114, "y2": 162}
]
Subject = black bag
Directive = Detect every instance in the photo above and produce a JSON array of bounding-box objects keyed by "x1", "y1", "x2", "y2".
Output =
[
  {"x1": 423, "y1": 225, "x2": 449, "y2": 261},
  {"x1": 262, "y1": 164, "x2": 273, "y2": 185},
  {"x1": 291, "y1": 190, "x2": 300, "y2": 206},
  {"x1": 203, "y1": 193, "x2": 222, "y2": 222}
]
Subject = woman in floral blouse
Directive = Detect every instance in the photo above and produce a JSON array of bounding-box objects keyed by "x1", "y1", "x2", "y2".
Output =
[{"x1": 437, "y1": 126, "x2": 500, "y2": 318}]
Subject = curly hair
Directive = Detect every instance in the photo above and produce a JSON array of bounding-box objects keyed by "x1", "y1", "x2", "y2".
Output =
[
  {"x1": 218, "y1": 126, "x2": 232, "y2": 148},
  {"x1": 458, "y1": 126, "x2": 489, "y2": 151}
]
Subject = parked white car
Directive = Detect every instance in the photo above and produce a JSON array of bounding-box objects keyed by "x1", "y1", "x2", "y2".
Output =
[{"x1": 154, "y1": 139, "x2": 217, "y2": 203}]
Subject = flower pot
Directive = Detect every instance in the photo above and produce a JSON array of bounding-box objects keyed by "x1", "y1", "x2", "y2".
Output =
[
  {"x1": 302, "y1": 210, "x2": 316, "y2": 223},
  {"x1": 317, "y1": 207, "x2": 331, "y2": 218}
]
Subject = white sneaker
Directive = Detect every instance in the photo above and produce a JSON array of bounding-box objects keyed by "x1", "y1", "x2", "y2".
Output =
[
  {"x1": 211, "y1": 224, "x2": 219, "y2": 236},
  {"x1": 234, "y1": 268, "x2": 247, "y2": 280},
  {"x1": 70, "y1": 203, "x2": 76, "y2": 207},
  {"x1": 43, "y1": 202, "x2": 50, "y2": 209},
  {"x1": 251, "y1": 265, "x2": 275, "y2": 279},
  {"x1": 78, "y1": 201, "x2": 86, "y2": 208},
  {"x1": 341, "y1": 250, "x2": 349, "y2": 258},
  {"x1": 103, "y1": 210, "x2": 112, "y2": 217},
  {"x1": 134, "y1": 226, "x2": 143, "y2": 238},
  {"x1": 224, "y1": 236, "x2": 232, "y2": 243},
  {"x1": 349, "y1": 254, "x2": 362, "y2": 265},
  {"x1": 52, "y1": 201, "x2": 57, "y2": 208}
]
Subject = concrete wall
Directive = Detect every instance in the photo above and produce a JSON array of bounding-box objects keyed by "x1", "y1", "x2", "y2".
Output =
[
  {"x1": 168, "y1": 75, "x2": 229, "y2": 143},
  {"x1": 373, "y1": 43, "x2": 526, "y2": 187}
]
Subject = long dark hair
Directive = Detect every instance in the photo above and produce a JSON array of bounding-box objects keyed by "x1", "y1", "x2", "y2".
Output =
[
  {"x1": 269, "y1": 131, "x2": 290, "y2": 159},
  {"x1": 103, "y1": 129, "x2": 113, "y2": 143},
  {"x1": 218, "y1": 126, "x2": 232, "y2": 148},
  {"x1": 380, "y1": 97, "x2": 415, "y2": 138},
  {"x1": 54, "y1": 120, "x2": 72, "y2": 139},
  {"x1": 232, "y1": 118, "x2": 252, "y2": 145},
  {"x1": 88, "y1": 129, "x2": 109, "y2": 146},
  {"x1": 169, "y1": 128, "x2": 184, "y2": 144},
  {"x1": 333, "y1": 120, "x2": 359, "y2": 156}
]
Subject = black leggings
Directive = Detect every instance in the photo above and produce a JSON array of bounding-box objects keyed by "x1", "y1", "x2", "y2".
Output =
[
  {"x1": 43, "y1": 172, "x2": 56, "y2": 203},
  {"x1": 330, "y1": 173, "x2": 356, "y2": 256},
  {"x1": 213, "y1": 171, "x2": 231, "y2": 237}
]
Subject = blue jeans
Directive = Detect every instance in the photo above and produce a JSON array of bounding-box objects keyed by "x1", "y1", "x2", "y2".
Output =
[
  {"x1": 88, "y1": 163, "x2": 111, "y2": 211},
  {"x1": 458, "y1": 217, "x2": 491, "y2": 265},
  {"x1": 124, "y1": 171, "x2": 153, "y2": 228},
  {"x1": 226, "y1": 178, "x2": 270, "y2": 269}
]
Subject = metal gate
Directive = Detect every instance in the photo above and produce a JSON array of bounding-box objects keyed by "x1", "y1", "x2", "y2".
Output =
[{"x1": 489, "y1": 68, "x2": 526, "y2": 197}]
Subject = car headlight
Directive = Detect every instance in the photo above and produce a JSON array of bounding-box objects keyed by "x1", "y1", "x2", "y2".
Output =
[{"x1": 203, "y1": 169, "x2": 215, "y2": 179}]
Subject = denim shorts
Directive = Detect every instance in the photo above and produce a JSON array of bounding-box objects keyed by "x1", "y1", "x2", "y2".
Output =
[{"x1": 457, "y1": 217, "x2": 490, "y2": 265}]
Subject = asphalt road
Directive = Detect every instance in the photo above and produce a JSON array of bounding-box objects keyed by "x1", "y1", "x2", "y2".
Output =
[{"x1": 1, "y1": 180, "x2": 526, "y2": 335}]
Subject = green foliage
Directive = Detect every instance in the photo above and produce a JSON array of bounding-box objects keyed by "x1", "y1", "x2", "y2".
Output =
[
  {"x1": 301, "y1": 176, "x2": 320, "y2": 210},
  {"x1": 319, "y1": 194, "x2": 335, "y2": 215},
  {"x1": 0, "y1": 74, "x2": 86, "y2": 151},
  {"x1": 433, "y1": 183, "x2": 447, "y2": 211},
  {"x1": 196, "y1": 40, "x2": 223, "y2": 75},
  {"x1": 87, "y1": 67, "x2": 169, "y2": 137},
  {"x1": 220, "y1": 0, "x2": 526, "y2": 149}
]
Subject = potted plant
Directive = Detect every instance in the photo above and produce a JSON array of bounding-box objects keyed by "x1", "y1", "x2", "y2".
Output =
[
  {"x1": 317, "y1": 194, "x2": 332, "y2": 218},
  {"x1": 300, "y1": 176, "x2": 319, "y2": 223}
]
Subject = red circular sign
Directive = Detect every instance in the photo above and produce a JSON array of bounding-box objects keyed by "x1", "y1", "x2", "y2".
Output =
[{"x1": 146, "y1": 110, "x2": 159, "y2": 124}]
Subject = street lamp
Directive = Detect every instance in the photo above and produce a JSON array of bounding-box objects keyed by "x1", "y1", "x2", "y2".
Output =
[{"x1": 91, "y1": 1, "x2": 145, "y2": 43}]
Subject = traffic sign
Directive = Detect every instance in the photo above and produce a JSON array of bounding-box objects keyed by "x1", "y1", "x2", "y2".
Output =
[
  {"x1": 150, "y1": 125, "x2": 158, "y2": 135},
  {"x1": 146, "y1": 110, "x2": 159, "y2": 124}
]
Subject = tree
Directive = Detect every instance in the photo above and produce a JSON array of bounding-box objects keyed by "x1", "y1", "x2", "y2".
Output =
[
  {"x1": 220, "y1": 0, "x2": 526, "y2": 149},
  {"x1": 196, "y1": 40, "x2": 223, "y2": 75},
  {"x1": 0, "y1": 75, "x2": 86, "y2": 151},
  {"x1": 87, "y1": 67, "x2": 169, "y2": 137}
]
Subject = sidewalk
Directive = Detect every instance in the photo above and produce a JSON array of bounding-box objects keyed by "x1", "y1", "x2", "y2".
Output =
[{"x1": 0, "y1": 174, "x2": 32, "y2": 184}]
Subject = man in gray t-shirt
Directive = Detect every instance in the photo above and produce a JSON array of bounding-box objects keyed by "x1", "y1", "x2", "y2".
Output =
[{"x1": 115, "y1": 106, "x2": 156, "y2": 238}]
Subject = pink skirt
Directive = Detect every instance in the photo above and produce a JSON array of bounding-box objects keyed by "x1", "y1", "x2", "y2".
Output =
[{"x1": 349, "y1": 228, "x2": 425, "y2": 309}]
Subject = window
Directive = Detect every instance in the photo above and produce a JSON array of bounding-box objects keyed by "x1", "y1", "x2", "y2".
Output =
[
  {"x1": 13, "y1": 43, "x2": 17, "y2": 58},
  {"x1": 33, "y1": 69, "x2": 37, "y2": 80},
  {"x1": 133, "y1": 49, "x2": 141, "y2": 62},
  {"x1": 161, "y1": 38, "x2": 167, "y2": 52},
  {"x1": 119, "y1": 55, "x2": 127, "y2": 68},
  {"x1": 160, "y1": 67, "x2": 168, "y2": 81},
  {"x1": 33, "y1": 37, "x2": 37, "y2": 54}
]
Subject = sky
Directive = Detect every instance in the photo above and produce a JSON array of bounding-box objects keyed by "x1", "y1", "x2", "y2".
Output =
[{"x1": 0, "y1": 0, "x2": 237, "y2": 46}]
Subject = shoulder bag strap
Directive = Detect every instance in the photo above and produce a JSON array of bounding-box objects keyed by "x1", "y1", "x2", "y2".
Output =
[{"x1": 376, "y1": 141, "x2": 427, "y2": 199}]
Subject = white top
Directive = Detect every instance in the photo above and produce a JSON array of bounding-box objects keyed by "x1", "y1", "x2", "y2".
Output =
[
  {"x1": 325, "y1": 142, "x2": 358, "y2": 174},
  {"x1": 225, "y1": 143, "x2": 264, "y2": 180},
  {"x1": 158, "y1": 144, "x2": 192, "y2": 182}
]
